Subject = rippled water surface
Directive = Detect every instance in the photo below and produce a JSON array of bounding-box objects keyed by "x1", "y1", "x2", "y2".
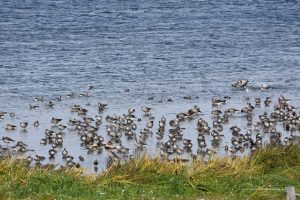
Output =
[{"x1": 0, "y1": 0, "x2": 299, "y2": 172}]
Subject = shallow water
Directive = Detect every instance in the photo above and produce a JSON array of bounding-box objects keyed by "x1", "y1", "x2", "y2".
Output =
[{"x1": 0, "y1": 0, "x2": 299, "y2": 172}]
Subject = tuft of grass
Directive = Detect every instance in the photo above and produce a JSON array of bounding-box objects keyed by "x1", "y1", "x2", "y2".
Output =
[
  {"x1": 251, "y1": 144, "x2": 300, "y2": 173},
  {"x1": 0, "y1": 144, "x2": 299, "y2": 199}
]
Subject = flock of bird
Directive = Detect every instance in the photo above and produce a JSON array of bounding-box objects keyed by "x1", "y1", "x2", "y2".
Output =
[{"x1": 0, "y1": 80, "x2": 299, "y2": 172}]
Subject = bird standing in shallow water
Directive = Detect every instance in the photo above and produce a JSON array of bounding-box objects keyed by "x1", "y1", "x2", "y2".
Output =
[
  {"x1": 2, "y1": 136, "x2": 15, "y2": 144},
  {"x1": 94, "y1": 159, "x2": 98, "y2": 166},
  {"x1": 225, "y1": 108, "x2": 239, "y2": 114},
  {"x1": 33, "y1": 121, "x2": 39, "y2": 127},
  {"x1": 146, "y1": 121, "x2": 154, "y2": 129},
  {"x1": 5, "y1": 124, "x2": 17, "y2": 131},
  {"x1": 62, "y1": 148, "x2": 68, "y2": 158},
  {"x1": 98, "y1": 102, "x2": 108, "y2": 112},
  {"x1": 51, "y1": 117, "x2": 62, "y2": 125},
  {"x1": 48, "y1": 149, "x2": 57, "y2": 158},
  {"x1": 20, "y1": 122, "x2": 28, "y2": 129},
  {"x1": 10, "y1": 112, "x2": 16, "y2": 118},
  {"x1": 142, "y1": 106, "x2": 151, "y2": 115},
  {"x1": 79, "y1": 155, "x2": 84, "y2": 161}
]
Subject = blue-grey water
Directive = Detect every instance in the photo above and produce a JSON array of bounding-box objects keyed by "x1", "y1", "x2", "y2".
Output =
[{"x1": 0, "y1": 0, "x2": 299, "y2": 172}]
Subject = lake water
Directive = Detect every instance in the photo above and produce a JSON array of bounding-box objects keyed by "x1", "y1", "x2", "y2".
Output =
[{"x1": 0, "y1": 0, "x2": 299, "y2": 172}]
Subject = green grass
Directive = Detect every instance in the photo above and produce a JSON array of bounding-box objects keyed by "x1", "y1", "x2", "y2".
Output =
[{"x1": 0, "y1": 144, "x2": 299, "y2": 199}]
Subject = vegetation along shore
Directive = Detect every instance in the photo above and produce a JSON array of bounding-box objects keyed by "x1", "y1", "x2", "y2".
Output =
[{"x1": 0, "y1": 144, "x2": 299, "y2": 199}]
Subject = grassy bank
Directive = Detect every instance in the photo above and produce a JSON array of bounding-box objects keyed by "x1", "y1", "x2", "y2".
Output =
[{"x1": 0, "y1": 144, "x2": 299, "y2": 200}]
